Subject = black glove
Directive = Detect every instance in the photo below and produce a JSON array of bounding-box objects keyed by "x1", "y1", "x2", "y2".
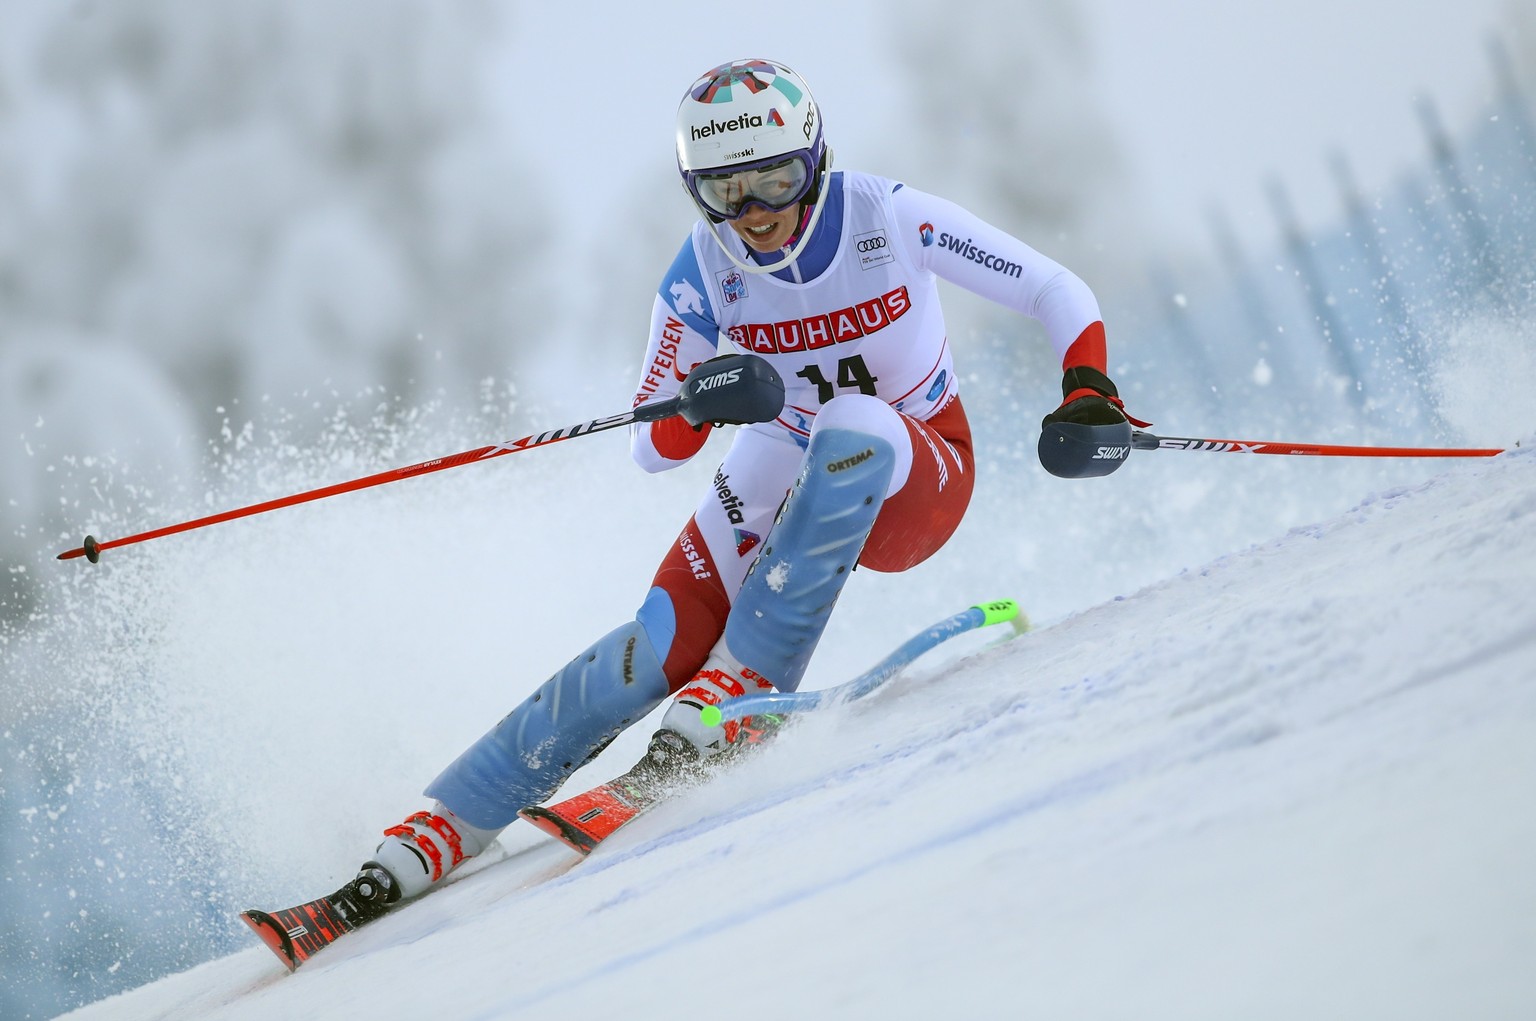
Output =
[
  {"x1": 1037, "y1": 366, "x2": 1138, "y2": 479},
  {"x1": 1045, "y1": 366, "x2": 1130, "y2": 426}
]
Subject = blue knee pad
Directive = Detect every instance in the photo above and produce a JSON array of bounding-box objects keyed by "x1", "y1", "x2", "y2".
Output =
[
  {"x1": 725, "y1": 427, "x2": 894, "y2": 693},
  {"x1": 425, "y1": 620, "x2": 670, "y2": 830}
]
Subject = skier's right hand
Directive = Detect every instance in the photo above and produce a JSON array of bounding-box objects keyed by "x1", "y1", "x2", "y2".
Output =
[{"x1": 676, "y1": 354, "x2": 786, "y2": 428}]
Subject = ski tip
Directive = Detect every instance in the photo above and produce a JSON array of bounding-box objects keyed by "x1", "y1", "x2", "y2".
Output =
[{"x1": 240, "y1": 909, "x2": 300, "y2": 972}]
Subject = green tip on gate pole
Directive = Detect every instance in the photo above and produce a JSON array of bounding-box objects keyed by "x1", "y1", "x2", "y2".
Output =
[
  {"x1": 698, "y1": 597, "x2": 1031, "y2": 730},
  {"x1": 972, "y1": 599, "x2": 1021, "y2": 627}
]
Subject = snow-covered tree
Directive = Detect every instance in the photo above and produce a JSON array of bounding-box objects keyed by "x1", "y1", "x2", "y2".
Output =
[{"x1": 0, "y1": 0, "x2": 551, "y2": 621}]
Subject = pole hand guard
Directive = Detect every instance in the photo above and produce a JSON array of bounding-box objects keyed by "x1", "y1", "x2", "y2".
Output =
[
  {"x1": 1036, "y1": 365, "x2": 1139, "y2": 479},
  {"x1": 668, "y1": 354, "x2": 786, "y2": 428},
  {"x1": 1038, "y1": 417, "x2": 1134, "y2": 478}
]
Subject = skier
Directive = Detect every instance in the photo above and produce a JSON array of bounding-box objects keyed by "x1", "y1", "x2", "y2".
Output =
[{"x1": 312, "y1": 58, "x2": 1140, "y2": 929}]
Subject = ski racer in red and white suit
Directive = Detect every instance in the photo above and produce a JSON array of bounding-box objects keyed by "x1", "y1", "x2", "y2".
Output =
[
  {"x1": 356, "y1": 60, "x2": 1137, "y2": 913},
  {"x1": 630, "y1": 167, "x2": 1111, "y2": 690}
]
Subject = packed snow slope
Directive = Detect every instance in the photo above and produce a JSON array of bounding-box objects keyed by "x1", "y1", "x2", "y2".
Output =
[{"x1": 60, "y1": 440, "x2": 1536, "y2": 1020}]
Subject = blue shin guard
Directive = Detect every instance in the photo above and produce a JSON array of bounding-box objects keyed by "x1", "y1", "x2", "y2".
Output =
[
  {"x1": 425, "y1": 620, "x2": 670, "y2": 830},
  {"x1": 725, "y1": 427, "x2": 895, "y2": 693}
]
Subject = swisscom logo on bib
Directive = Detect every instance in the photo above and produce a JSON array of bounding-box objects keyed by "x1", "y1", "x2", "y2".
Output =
[{"x1": 854, "y1": 228, "x2": 894, "y2": 270}]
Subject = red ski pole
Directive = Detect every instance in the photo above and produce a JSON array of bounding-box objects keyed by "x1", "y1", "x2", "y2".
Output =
[
  {"x1": 1130, "y1": 431, "x2": 1508, "y2": 458},
  {"x1": 56, "y1": 400, "x2": 673, "y2": 564},
  {"x1": 56, "y1": 353, "x2": 787, "y2": 564}
]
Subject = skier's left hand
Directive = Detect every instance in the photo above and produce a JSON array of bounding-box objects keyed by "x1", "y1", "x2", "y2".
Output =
[
  {"x1": 1041, "y1": 366, "x2": 1145, "y2": 432},
  {"x1": 1037, "y1": 366, "x2": 1147, "y2": 479}
]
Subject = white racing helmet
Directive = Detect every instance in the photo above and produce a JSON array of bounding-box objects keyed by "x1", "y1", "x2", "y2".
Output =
[{"x1": 677, "y1": 59, "x2": 832, "y2": 274}]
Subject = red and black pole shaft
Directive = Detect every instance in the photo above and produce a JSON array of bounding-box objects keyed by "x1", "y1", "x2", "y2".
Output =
[
  {"x1": 56, "y1": 353, "x2": 788, "y2": 565},
  {"x1": 57, "y1": 396, "x2": 681, "y2": 564},
  {"x1": 1130, "y1": 431, "x2": 1507, "y2": 458}
]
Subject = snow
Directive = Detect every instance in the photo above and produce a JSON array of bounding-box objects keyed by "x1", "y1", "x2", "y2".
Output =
[
  {"x1": 55, "y1": 440, "x2": 1536, "y2": 1020},
  {"x1": 4, "y1": 4, "x2": 1534, "y2": 1016}
]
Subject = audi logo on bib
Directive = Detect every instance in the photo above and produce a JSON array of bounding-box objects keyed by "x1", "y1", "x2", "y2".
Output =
[{"x1": 854, "y1": 228, "x2": 894, "y2": 270}]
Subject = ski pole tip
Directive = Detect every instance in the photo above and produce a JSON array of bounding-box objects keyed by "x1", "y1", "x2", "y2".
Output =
[
  {"x1": 69, "y1": 535, "x2": 102, "y2": 563},
  {"x1": 57, "y1": 535, "x2": 101, "y2": 563}
]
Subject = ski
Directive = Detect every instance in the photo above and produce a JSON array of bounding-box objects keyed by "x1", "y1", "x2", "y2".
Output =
[
  {"x1": 240, "y1": 897, "x2": 357, "y2": 973},
  {"x1": 239, "y1": 600, "x2": 1022, "y2": 969},
  {"x1": 519, "y1": 763, "x2": 671, "y2": 856},
  {"x1": 520, "y1": 600, "x2": 1024, "y2": 856},
  {"x1": 239, "y1": 863, "x2": 402, "y2": 971}
]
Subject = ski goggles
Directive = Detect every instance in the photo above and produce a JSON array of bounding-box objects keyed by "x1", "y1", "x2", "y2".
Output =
[{"x1": 684, "y1": 152, "x2": 815, "y2": 220}]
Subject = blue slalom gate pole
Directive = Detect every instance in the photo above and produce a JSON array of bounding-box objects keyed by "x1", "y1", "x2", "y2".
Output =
[{"x1": 702, "y1": 599, "x2": 1024, "y2": 727}]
